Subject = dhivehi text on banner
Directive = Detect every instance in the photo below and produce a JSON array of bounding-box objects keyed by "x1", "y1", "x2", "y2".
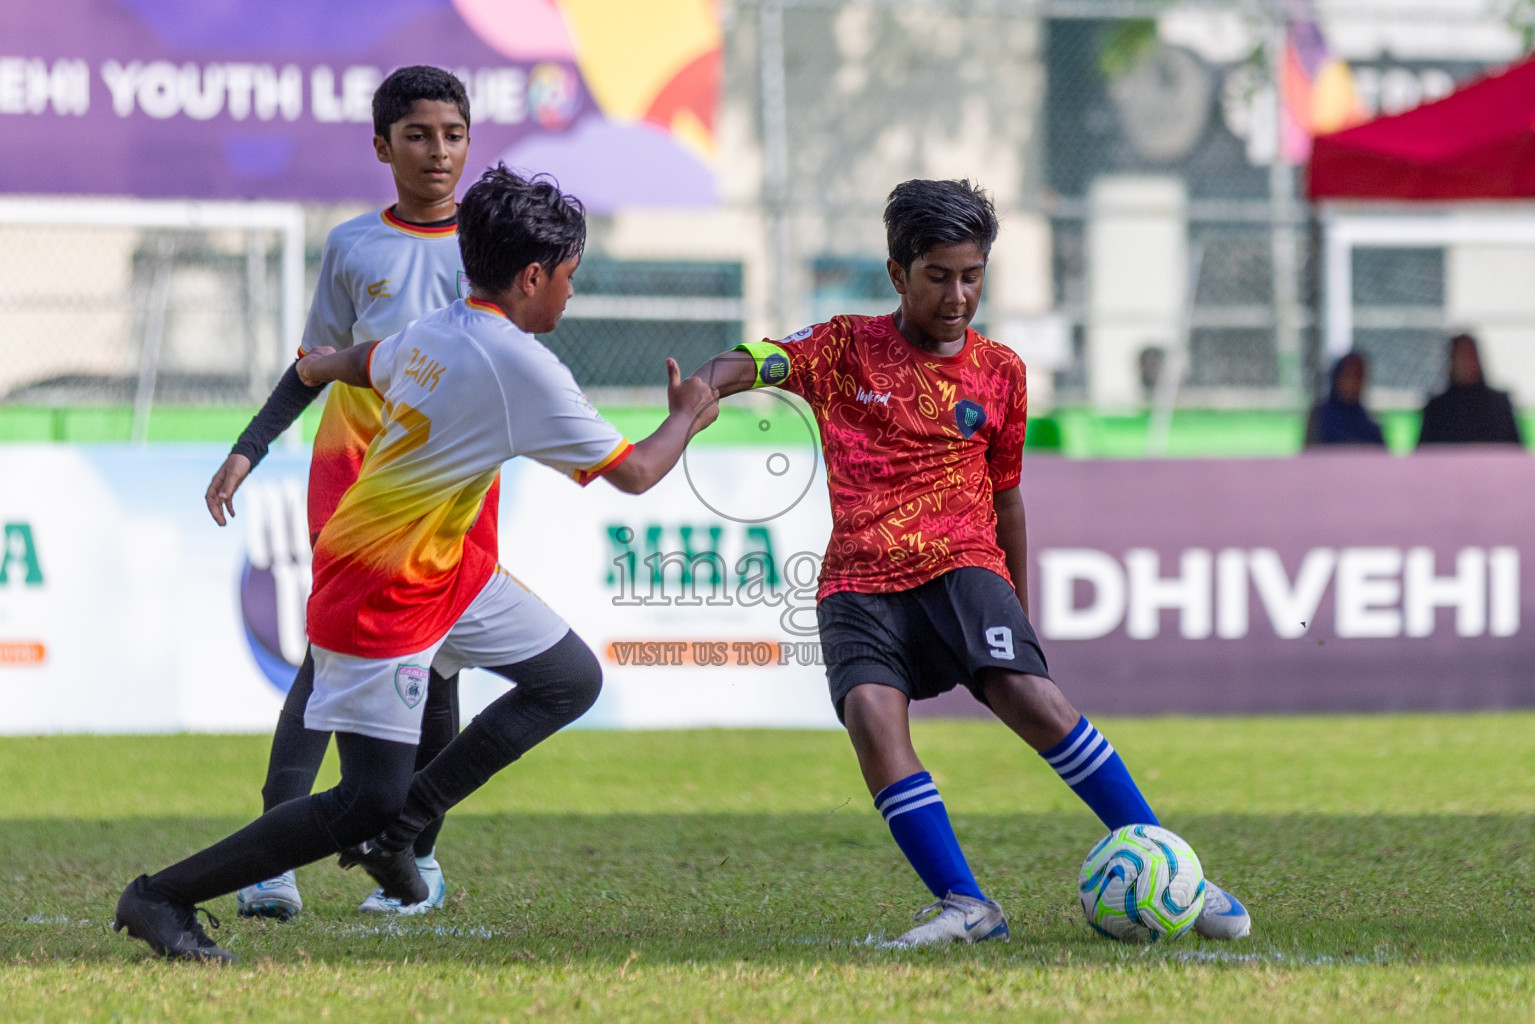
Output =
[{"x1": 1, "y1": 445, "x2": 1532, "y2": 733}]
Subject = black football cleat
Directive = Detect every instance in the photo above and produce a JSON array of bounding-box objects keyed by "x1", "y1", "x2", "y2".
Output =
[
  {"x1": 113, "y1": 875, "x2": 236, "y2": 962},
  {"x1": 337, "y1": 840, "x2": 429, "y2": 906}
]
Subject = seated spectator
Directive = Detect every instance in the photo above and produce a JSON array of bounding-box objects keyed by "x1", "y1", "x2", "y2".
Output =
[
  {"x1": 1305, "y1": 351, "x2": 1385, "y2": 448},
  {"x1": 1416, "y1": 333, "x2": 1524, "y2": 448}
]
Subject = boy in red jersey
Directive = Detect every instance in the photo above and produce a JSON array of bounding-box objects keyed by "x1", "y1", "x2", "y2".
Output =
[
  {"x1": 202, "y1": 66, "x2": 481, "y2": 918},
  {"x1": 690, "y1": 179, "x2": 1251, "y2": 946}
]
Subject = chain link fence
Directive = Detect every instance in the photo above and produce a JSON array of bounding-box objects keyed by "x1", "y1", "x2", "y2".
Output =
[
  {"x1": 0, "y1": 226, "x2": 285, "y2": 404},
  {"x1": 1348, "y1": 244, "x2": 1449, "y2": 397},
  {"x1": 551, "y1": 260, "x2": 746, "y2": 391},
  {"x1": 1, "y1": 0, "x2": 1530, "y2": 422},
  {"x1": 0, "y1": 199, "x2": 302, "y2": 438}
]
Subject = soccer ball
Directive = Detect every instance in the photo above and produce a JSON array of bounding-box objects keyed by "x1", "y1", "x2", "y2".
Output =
[{"x1": 1078, "y1": 824, "x2": 1206, "y2": 943}]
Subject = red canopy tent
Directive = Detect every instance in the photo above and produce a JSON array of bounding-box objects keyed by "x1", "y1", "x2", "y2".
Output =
[{"x1": 1309, "y1": 57, "x2": 1535, "y2": 200}]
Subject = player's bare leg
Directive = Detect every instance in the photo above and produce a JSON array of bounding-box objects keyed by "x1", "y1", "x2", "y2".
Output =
[
  {"x1": 980, "y1": 669, "x2": 1250, "y2": 938},
  {"x1": 842, "y1": 683, "x2": 924, "y2": 795},
  {"x1": 976, "y1": 670, "x2": 1079, "y2": 751},
  {"x1": 841, "y1": 682, "x2": 1007, "y2": 946}
]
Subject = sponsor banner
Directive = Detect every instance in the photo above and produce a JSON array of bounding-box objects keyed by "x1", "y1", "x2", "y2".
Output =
[
  {"x1": 0, "y1": 445, "x2": 297, "y2": 733},
  {"x1": 1, "y1": 444, "x2": 1530, "y2": 733},
  {"x1": 0, "y1": 443, "x2": 839, "y2": 733},
  {"x1": 0, "y1": 0, "x2": 719, "y2": 208},
  {"x1": 495, "y1": 446, "x2": 837, "y2": 730},
  {"x1": 920, "y1": 449, "x2": 1534, "y2": 717}
]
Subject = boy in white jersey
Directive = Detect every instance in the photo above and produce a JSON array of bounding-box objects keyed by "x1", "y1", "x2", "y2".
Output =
[
  {"x1": 202, "y1": 66, "x2": 484, "y2": 919},
  {"x1": 113, "y1": 167, "x2": 718, "y2": 962}
]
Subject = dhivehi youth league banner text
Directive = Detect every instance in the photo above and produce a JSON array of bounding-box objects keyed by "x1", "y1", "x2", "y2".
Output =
[{"x1": 0, "y1": 0, "x2": 719, "y2": 209}]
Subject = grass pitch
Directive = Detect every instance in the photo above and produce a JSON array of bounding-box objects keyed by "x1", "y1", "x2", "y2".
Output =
[{"x1": 5, "y1": 715, "x2": 1535, "y2": 1022}]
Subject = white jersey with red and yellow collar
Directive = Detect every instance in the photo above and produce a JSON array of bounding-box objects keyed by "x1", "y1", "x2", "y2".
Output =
[{"x1": 301, "y1": 207, "x2": 474, "y2": 544}]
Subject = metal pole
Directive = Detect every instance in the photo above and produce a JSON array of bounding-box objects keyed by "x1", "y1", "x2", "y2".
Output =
[
  {"x1": 1322, "y1": 209, "x2": 1353, "y2": 361},
  {"x1": 759, "y1": 0, "x2": 793, "y2": 338},
  {"x1": 1147, "y1": 241, "x2": 1205, "y2": 457},
  {"x1": 246, "y1": 230, "x2": 269, "y2": 403},
  {"x1": 131, "y1": 235, "x2": 175, "y2": 445},
  {"x1": 280, "y1": 204, "x2": 306, "y2": 451},
  {"x1": 1267, "y1": 1, "x2": 1304, "y2": 404}
]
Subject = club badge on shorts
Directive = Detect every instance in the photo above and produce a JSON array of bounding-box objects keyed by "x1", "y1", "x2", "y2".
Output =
[{"x1": 394, "y1": 664, "x2": 429, "y2": 708}]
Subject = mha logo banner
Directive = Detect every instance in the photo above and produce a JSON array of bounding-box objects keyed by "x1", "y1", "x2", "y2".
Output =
[
  {"x1": 2, "y1": 445, "x2": 1533, "y2": 733},
  {"x1": 0, "y1": 0, "x2": 720, "y2": 208}
]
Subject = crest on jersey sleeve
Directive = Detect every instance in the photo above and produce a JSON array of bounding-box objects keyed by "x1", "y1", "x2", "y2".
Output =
[
  {"x1": 456, "y1": 271, "x2": 470, "y2": 297},
  {"x1": 394, "y1": 664, "x2": 429, "y2": 708},
  {"x1": 759, "y1": 352, "x2": 791, "y2": 386},
  {"x1": 781, "y1": 325, "x2": 814, "y2": 343}
]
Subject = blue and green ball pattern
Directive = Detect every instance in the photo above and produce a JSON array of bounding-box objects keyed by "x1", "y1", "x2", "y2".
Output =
[{"x1": 1078, "y1": 824, "x2": 1206, "y2": 943}]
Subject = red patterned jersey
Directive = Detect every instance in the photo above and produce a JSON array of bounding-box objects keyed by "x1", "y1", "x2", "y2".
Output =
[{"x1": 738, "y1": 314, "x2": 1028, "y2": 598}]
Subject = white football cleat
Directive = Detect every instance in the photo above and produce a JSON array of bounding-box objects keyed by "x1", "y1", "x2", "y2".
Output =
[
  {"x1": 891, "y1": 892, "x2": 1010, "y2": 948},
  {"x1": 236, "y1": 870, "x2": 302, "y2": 921},
  {"x1": 1193, "y1": 882, "x2": 1251, "y2": 940},
  {"x1": 358, "y1": 852, "x2": 446, "y2": 915}
]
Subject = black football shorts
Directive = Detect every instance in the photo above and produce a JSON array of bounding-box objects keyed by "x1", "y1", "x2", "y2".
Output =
[{"x1": 816, "y1": 567, "x2": 1050, "y2": 721}]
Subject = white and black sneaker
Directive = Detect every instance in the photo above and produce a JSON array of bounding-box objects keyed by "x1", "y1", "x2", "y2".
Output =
[
  {"x1": 113, "y1": 875, "x2": 236, "y2": 963},
  {"x1": 1193, "y1": 882, "x2": 1252, "y2": 939},
  {"x1": 891, "y1": 892, "x2": 1010, "y2": 948},
  {"x1": 338, "y1": 840, "x2": 429, "y2": 907},
  {"x1": 235, "y1": 870, "x2": 302, "y2": 920},
  {"x1": 358, "y1": 850, "x2": 446, "y2": 915}
]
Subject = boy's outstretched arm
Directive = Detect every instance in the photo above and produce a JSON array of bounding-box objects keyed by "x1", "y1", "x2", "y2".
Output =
[
  {"x1": 993, "y1": 486, "x2": 1030, "y2": 619},
  {"x1": 206, "y1": 342, "x2": 375, "y2": 525},
  {"x1": 297, "y1": 343, "x2": 377, "y2": 390},
  {"x1": 691, "y1": 350, "x2": 760, "y2": 399},
  {"x1": 205, "y1": 362, "x2": 328, "y2": 526},
  {"x1": 604, "y1": 358, "x2": 719, "y2": 494}
]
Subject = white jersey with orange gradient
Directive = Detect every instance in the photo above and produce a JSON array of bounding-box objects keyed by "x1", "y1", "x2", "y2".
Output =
[
  {"x1": 300, "y1": 207, "x2": 476, "y2": 544},
  {"x1": 306, "y1": 296, "x2": 633, "y2": 658}
]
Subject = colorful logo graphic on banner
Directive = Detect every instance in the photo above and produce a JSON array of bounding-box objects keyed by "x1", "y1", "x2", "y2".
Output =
[
  {"x1": 237, "y1": 479, "x2": 311, "y2": 694},
  {"x1": 0, "y1": 0, "x2": 720, "y2": 209}
]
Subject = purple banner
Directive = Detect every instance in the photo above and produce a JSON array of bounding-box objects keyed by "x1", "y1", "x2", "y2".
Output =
[
  {"x1": 920, "y1": 450, "x2": 1535, "y2": 716},
  {"x1": 0, "y1": 0, "x2": 720, "y2": 209}
]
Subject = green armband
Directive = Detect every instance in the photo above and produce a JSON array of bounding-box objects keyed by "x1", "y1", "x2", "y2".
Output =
[{"x1": 734, "y1": 340, "x2": 792, "y2": 389}]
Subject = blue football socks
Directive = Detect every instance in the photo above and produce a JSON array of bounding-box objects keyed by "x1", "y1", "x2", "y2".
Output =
[
  {"x1": 1040, "y1": 717, "x2": 1159, "y2": 830},
  {"x1": 874, "y1": 771, "x2": 985, "y2": 901}
]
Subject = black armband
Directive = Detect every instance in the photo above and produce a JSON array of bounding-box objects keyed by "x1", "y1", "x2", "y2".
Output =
[{"x1": 230, "y1": 362, "x2": 326, "y2": 468}]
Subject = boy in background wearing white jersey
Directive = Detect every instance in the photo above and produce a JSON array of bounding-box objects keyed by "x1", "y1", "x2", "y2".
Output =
[
  {"x1": 113, "y1": 167, "x2": 718, "y2": 962},
  {"x1": 202, "y1": 66, "x2": 483, "y2": 919}
]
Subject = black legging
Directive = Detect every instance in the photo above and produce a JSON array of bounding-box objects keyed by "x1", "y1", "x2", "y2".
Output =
[
  {"x1": 259, "y1": 647, "x2": 459, "y2": 856},
  {"x1": 379, "y1": 630, "x2": 603, "y2": 852},
  {"x1": 147, "y1": 631, "x2": 600, "y2": 907}
]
